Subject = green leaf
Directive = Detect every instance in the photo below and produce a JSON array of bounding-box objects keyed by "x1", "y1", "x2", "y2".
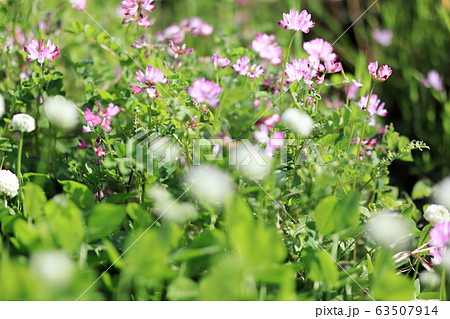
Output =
[
  {"x1": 60, "y1": 180, "x2": 94, "y2": 210},
  {"x1": 303, "y1": 249, "x2": 339, "y2": 286},
  {"x1": 412, "y1": 180, "x2": 433, "y2": 200},
  {"x1": 44, "y1": 196, "x2": 85, "y2": 253},
  {"x1": 87, "y1": 204, "x2": 126, "y2": 242},
  {"x1": 21, "y1": 183, "x2": 46, "y2": 219},
  {"x1": 315, "y1": 191, "x2": 360, "y2": 236},
  {"x1": 370, "y1": 250, "x2": 415, "y2": 300},
  {"x1": 167, "y1": 277, "x2": 199, "y2": 301}
]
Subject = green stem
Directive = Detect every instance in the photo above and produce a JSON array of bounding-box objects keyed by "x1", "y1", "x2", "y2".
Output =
[
  {"x1": 17, "y1": 132, "x2": 23, "y2": 184},
  {"x1": 279, "y1": 32, "x2": 296, "y2": 107}
]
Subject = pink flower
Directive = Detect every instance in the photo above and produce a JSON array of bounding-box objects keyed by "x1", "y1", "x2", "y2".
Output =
[
  {"x1": 122, "y1": 0, "x2": 155, "y2": 15},
  {"x1": 253, "y1": 98, "x2": 271, "y2": 109},
  {"x1": 168, "y1": 40, "x2": 193, "y2": 59},
  {"x1": 94, "y1": 146, "x2": 106, "y2": 158},
  {"x1": 253, "y1": 123, "x2": 284, "y2": 158},
  {"x1": 421, "y1": 70, "x2": 444, "y2": 92},
  {"x1": 250, "y1": 33, "x2": 283, "y2": 66},
  {"x1": 84, "y1": 109, "x2": 102, "y2": 127},
  {"x1": 247, "y1": 64, "x2": 265, "y2": 79},
  {"x1": 155, "y1": 24, "x2": 185, "y2": 44},
  {"x1": 211, "y1": 54, "x2": 230, "y2": 69},
  {"x1": 285, "y1": 58, "x2": 317, "y2": 85},
  {"x1": 278, "y1": 9, "x2": 315, "y2": 33},
  {"x1": 324, "y1": 61, "x2": 342, "y2": 73},
  {"x1": 83, "y1": 102, "x2": 121, "y2": 133},
  {"x1": 344, "y1": 79, "x2": 363, "y2": 100},
  {"x1": 358, "y1": 94, "x2": 387, "y2": 126},
  {"x1": 372, "y1": 28, "x2": 393, "y2": 47},
  {"x1": 351, "y1": 137, "x2": 377, "y2": 160},
  {"x1": 303, "y1": 38, "x2": 337, "y2": 62},
  {"x1": 186, "y1": 78, "x2": 222, "y2": 108},
  {"x1": 186, "y1": 116, "x2": 204, "y2": 130},
  {"x1": 255, "y1": 114, "x2": 281, "y2": 129},
  {"x1": 24, "y1": 39, "x2": 60, "y2": 66},
  {"x1": 181, "y1": 17, "x2": 213, "y2": 37},
  {"x1": 232, "y1": 56, "x2": 251, "y2": 75},
  {"x1": 131, "y1": 66, "x2": 168, "y2": 99},
  {"x1": 368, "y1": 61, "x2": 392, "y2": 81},
  {"x1": 232, "y1": 56, "x2": 264, "y2": 79},
  {"x1": 265, "y1": 130, "x2": 285, "y2": 158},
  {"x1": 77, "y1": 138, "x2": 89, "y2": 149},
  {"x1": 121, "y1": 0, "x2": 155, "y2": 28},
  {"x1": 429, "y1": 221, "x2": 450, "y2": 265},
  {"x1": 68, "y1": 0, "x2": 87, "y2": 10}
]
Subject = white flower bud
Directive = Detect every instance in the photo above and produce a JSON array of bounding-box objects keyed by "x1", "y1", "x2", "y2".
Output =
[
  {"x1": 43, "y1": 95, "x2": 80, "y2": 130},
  {"x1": 0, "y1": 170, "x2": 19, "y2": 197},
  {"x1": 282, "y1": 108, "x2": 313, "y2": 136},
  {"x1": 11, "y1": 113, "x2": 35, "y2": 133},
  {"x1": 424, "y1": 204, "x2": 450, "y2": 225}
]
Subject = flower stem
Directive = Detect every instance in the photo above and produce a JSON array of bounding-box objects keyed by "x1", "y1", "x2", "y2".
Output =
[
  {"x1": 17, "y1": 132, "x2": 23, "y2": 185},
  {"x1": 279, "y1": 32, "x2": 296, "y2": 107}
]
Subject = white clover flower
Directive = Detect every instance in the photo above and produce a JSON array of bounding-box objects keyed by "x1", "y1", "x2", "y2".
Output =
[
  {"x1": 147, "y1": 185, "x2": 197, "y2": 224},
  {"x1": 230, "y1": 144, "x2": 271, "y2": 180},
  {"x1": 30, "y1": 250, "x2": 75, "y2": 287},
  {"x1": 11, "y1": 113, "x2": 35, "y2": 133},
  {"x1": 0, "y1": 170, "x2": 19, "y2": 197},
  {"x1": 43, "y1": 95, "x2": 80, "y2": 130},
  {"x1": 0, "y1": 94, "x2": 5, "y2": 119},
  {"x1": 434, "y1": 177, "x2": 450, "y2": 210},
  {"x1": 184, "y1": 165, "x2": 234, "y2": 205},
  {"x1": 282, "y1": 108, "x2": 314, "y2": 136},
  {"x1": 424, "y1": 204, "x2": 450, "y2": 225},
  {"x1": 367, "y1": 212, "x2": 413, "y2": 250}
]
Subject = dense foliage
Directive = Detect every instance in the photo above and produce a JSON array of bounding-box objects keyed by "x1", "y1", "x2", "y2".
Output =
[{"x1": 0, "y1": 0, "x2": 449, "y2": 301}]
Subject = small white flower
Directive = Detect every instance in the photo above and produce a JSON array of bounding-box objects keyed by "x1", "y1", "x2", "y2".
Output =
[
  {"x1": 367, "y1": 212, "x2": 413, "y2": 250},
  {"x1": 424, "y1": 204, "x2": 450, "y2": 225},
  {"x1": 147, "y1": 185, "x2": 197, "y2": 224},
  {"x1": 0, "y1": 94, "x2": 5, "y2": 119},
  {"x1": 0, "y1": 170, "x2": 19, "y2": 197},
  {"x1": 30, "y1": 250, "x2": 75, "y2": 287},
  {"x1": 184, "y1": 165, "x2": 234, "y2": 205},
  {"x1": 282, "y1": 108, "x2": 314, "y2": 136},
  {"x1": 434, "y1": 177, "x2": 450, "y2": 210},
  {"x1": 11, "y1": 113, "x2": 35, "y2": 133},
  {"x1": 43, "y1": 95, "x2": 80, "y2": 130}
]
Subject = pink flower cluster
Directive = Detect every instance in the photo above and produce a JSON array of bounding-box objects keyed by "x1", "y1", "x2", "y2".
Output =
[
  {"x1": 278, "y1": 9, "x2": 315, "y2": 33},
  {"x1": 168, "y1": 40, "x2": 193, "y2": 59},
  {"x1": 368, "y1": 61, "x2": 392, "y2": 82},
  {"x1": 155, "y1": 17, "x2": 213, "y2": 44},
  {"x1": 429, "y1": 221, "x2": 450, "y2": 265},
  {"x1": 186, "y1": 78, "x2": 222, "y2": 108},
  {"x1": 358, "y1": 94, "x2": 388, "y2": 126},
  {"x1": 121, "y1": 0, "x2": 156, "y2": 28},
  {"x1": 250, "y1": 33, "x2": 283, "y2": 66},
  {"x1": 421, "y1": 70, "x2": 444, "y2": 92},
  {"x1": 68, "y1": 0, "x2": 87, "y2": 11},
  {"x1": 303, "y1": 38, "x2": 337, "y2": 63},
  {"x1": 83, "y1": 102, "x2": 121, "y2": 133},
  {"x1": 372, "y1": 28, "x2": 393, "y2": 47},
  {"x1": 284, "y1": 38, "x2": 342, "y2": 87},
  {"x1": 254, "y1": 114, "x2": 284, "y2": 158},
  {"x1": 351, "y1": 137, "x2": 377, "y2": 160},
  {"x1": 24, "y1": 39, "x2": 60, "y2": 66},
  {"x1": 211, "y1": 54, "x2": 230, "y2": 69},
  {"x1": 130, "y1": 66, "x2": 168, "y2": 99},
  {"x1": 232, "y1": 56, "x2": 265, "y2": 79}
]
